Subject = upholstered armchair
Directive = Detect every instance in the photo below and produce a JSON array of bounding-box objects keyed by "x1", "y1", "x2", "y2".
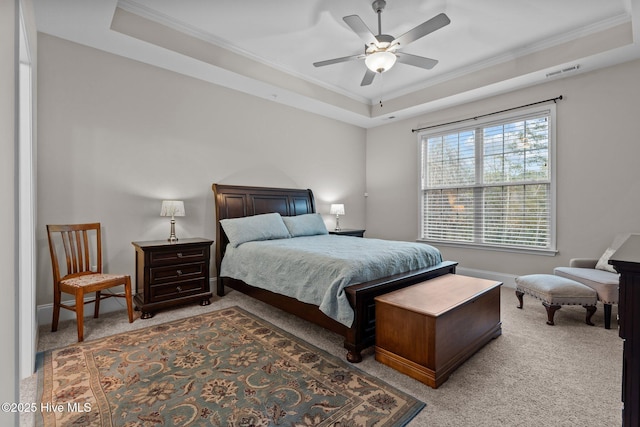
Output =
[{"x1": 554, "y1": 234, "x2": 631, "y2": 329}]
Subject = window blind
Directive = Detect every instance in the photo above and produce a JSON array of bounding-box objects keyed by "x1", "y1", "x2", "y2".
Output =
[{"x1": 420, "y1": 107, "x2": 554, "y2": 251}]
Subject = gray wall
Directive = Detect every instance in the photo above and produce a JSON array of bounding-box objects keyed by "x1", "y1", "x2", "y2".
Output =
[
  {"x1": 36, "y1": 34, "x2": 367, "y2": 307},
  {"x1": 366, "y1": 58, "x2": 640, "y2": 277}
]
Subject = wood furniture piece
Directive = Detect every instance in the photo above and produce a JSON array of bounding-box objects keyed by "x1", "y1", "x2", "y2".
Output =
[
  {"x1": 610, "y1": 235, "x2": 640, "y2": 426},
  {"x1": 132, "y1": 238, "x2": 213, "y2": 319},
  {"x1": 47, "y1": 223, "x2": 134, "y2": 342},
  {"x1": 212, "y1": 184, "x2": 457, "y2": 362},
  {"x1": 329, "y1": 229, "x2": 366, "y2": 237},
  {"x1": 375, "y1": 274, "x2": 502, "y2": 388},
  {"x1": 515, "y1": 274, "x2": 597, "y2": 326}
]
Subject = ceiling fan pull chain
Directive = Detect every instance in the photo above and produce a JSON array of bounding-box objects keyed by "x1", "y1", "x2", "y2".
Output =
[{"x1": 379, "y1": 74, "x2": 384, "y2": 107}]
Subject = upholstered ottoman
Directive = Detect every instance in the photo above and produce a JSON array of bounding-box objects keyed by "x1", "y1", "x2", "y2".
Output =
[{"x1": 515, "y1": 274, "x2": 597, "y2": 326}]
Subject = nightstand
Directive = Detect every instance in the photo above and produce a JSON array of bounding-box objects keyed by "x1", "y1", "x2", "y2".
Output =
[
  {"x1": 329, "y1": 229, "x2": 366, "y2": 238},
  {"x1": 132, "y1": 238, "x2": 213, "y2": 319}
]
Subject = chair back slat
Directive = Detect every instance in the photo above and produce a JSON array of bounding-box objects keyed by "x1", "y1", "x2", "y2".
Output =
[
  {"x1": 81, "y1": 229, "x2": 91, "y2": 271},
  {"x1": 60, "y1": 231, "x2": 75, "y2": 275}
]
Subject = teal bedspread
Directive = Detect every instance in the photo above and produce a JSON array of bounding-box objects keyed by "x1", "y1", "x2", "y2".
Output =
[{"x1": 220, "y1": 235, "x2": 442, "y2": 327}]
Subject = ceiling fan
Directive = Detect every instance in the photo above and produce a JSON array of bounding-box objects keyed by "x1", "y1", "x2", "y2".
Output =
[{"x1": 313, "y1": 0, "x2": 450, "y2": 86}]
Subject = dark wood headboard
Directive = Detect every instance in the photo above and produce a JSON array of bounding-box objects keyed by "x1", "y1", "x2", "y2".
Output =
[{"x1": 211, "y1": 184, "x2": 316, "y2": 274}]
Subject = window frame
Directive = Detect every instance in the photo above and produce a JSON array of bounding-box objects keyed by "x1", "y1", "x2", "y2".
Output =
[{"x1": 417, "y1": 104, "x2": 557, "y2": 256}]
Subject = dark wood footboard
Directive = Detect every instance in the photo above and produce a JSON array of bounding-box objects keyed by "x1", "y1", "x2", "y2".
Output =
[
  {"x1": 343, "y1": 261, "x2": 457, "y2": 362},
  {"x1": 219, "y1": 261, "x2": 457, "y2": 362}
]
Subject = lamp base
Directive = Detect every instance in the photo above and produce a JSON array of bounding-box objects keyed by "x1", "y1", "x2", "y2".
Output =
[
  {"x1": 335, "y1": 215, "x2": 341, "y2": 231},
  {"x1": 167, "y1": 218, "x2": 179, "y2": 243}
]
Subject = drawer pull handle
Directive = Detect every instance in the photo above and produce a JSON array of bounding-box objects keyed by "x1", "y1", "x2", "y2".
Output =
[
  {"x1": 177, "y1": 253, "x2": 183, "y2": 258},
  {"x1": 176, "y1": 286, "x2": 182, "y2": 292},
  {"x1": 176, "y1": 270, "x2": 183, "y2": 276}
]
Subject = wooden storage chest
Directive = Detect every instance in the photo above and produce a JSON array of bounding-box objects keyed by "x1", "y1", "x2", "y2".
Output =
[{"x1": 375, "y1": 274, "x2": 502, "y2": 388}]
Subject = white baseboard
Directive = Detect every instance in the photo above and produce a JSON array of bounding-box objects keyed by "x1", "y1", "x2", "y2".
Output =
[
  {"x1": 37, "y1": 278, "x2": 221, "y2": 327},
  {"x1": 36, "y1": 273, "x2": 514, "y2": 327},
  {"x1": 37, "y1": 293, "x2": 132, "y2": 327}
]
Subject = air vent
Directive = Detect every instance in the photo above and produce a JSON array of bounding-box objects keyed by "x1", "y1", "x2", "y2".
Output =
[{"x1": 546, "y1": 64, "x2": 580, "y2": 78}]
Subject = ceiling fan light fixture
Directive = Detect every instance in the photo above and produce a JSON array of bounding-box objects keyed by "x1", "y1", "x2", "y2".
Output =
[
  {"x1": 313, "y1": 1, "x2": 450, "y2": 85},
  {"x1": 365, "y1": 51, "x2": 396, "y2": 73}
]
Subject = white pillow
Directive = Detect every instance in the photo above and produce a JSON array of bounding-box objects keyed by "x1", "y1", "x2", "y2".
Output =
[
  {"x1": 595, "y1": 247, "x2": 618, "y2": 273},
  {"x1": 220, "y1": 213, "x2": 290, "y2": 247},
  {"x1": 282, "y1": 213, "x2": 328, "y2": 237}
]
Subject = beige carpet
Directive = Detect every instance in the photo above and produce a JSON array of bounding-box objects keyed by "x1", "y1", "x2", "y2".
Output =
[{"x1": 22, "y1": 285, "x2": 622, "y2": 426}]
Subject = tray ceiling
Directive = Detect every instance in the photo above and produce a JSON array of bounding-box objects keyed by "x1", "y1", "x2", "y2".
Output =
[{"x1": 34, "y1": 0, "x2": 640, "y2": 127}]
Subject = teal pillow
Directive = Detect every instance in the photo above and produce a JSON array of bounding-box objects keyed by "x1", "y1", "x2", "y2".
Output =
[
  {"x1": 220, "y1": 213, "x2": 290, "y2": 247},
  {"x1": 282, "y1": 213, "x2": 328, "y2": 237}
]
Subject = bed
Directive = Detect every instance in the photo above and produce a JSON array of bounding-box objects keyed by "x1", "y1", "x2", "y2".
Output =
[{"x1": 212, "y1": 184, "x2": 458, "y2": 362}]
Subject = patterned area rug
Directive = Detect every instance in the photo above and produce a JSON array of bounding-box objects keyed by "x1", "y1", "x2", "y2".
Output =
[{"x1": 36, "y1": 306, "x2": 424, "y2": 426}]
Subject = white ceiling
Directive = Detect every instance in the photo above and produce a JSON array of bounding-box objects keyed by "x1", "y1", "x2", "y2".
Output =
[{"x1": 34, "y1": 0, "x2": 640, "y2": 127}]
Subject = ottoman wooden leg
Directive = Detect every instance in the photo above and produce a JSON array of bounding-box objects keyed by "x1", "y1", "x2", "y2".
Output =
[
  {"x1": 516, "y1": 290, "x2": 524, "y2": 309},
  {"x1": 542, "y1": 302, "x2": 561, "y2": 325},
  {"x1": 584, "y1": 305, "x2": 597, "y2": 326}
]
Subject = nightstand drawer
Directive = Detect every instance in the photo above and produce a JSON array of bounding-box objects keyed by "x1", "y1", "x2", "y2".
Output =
[
  {"x1": 149, "y1": 247, "x2": 208, "y2": 266},
  {"x1": 149, "y1": 278, "x2": 207, "y2": 302},
  {"x1": 149, "y1": 262, "x2": 206, "y2": 284}
]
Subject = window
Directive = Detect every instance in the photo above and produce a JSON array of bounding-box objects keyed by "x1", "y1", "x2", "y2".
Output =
[{"x1": 419, "y1": 106, "x2": 556, "y2": 253}]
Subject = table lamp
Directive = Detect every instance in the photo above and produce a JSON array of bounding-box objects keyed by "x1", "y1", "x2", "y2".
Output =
[
  {"x1": 330, "y1": 204, "x2": 345, "y2": 231},
  {"x1": 160, "y1": 200, "x2": 185, "y2": 243}
]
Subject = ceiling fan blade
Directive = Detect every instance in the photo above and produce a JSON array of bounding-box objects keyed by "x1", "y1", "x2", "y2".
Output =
[
  {"x1": 360, "y1": 69, "x2": 376, "y2": 86},
  {"x1": 391, "y1": 13, "x2": 450, "y2": 48},
  {"x1": 396, "y1": 52, "x2": 439, "y2": 69},
  {"x1": 343, "y1": 15, "x2": 378, "y2": 47},
  {"x1": 313, "y1": 54, "x2": 363, "y2": 67}
]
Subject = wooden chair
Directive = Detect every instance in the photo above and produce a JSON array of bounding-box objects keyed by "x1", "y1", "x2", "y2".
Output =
[{"x1": 47, "y1": 223, "x2": 134, "y2": 341}]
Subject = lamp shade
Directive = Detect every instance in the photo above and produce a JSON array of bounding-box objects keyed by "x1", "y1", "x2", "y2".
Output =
[
  {"x1": 330, "y1": 204, "x2": 345, "y2": 215},
  {"x1": 160, "y1": 200, "x2": 185, "y2": 217},
  {"x1": 365, "y1": 51, "x2": 397, "y2": 73}
]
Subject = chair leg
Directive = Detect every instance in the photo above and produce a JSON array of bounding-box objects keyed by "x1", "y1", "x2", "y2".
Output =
[
  {"x1": 603, "y1": 303, "x2": 612, "y2": 329},
  {"x1": 52, "y1": 289, "x2": 61, "y2": 332},
  {"x1": 94, "y1": 290, "x2": 101, "y2": 318},
  {"x1": 76, "y1": 291, "x2": 85, "y2": 342},
  {"x1": 125, "y1": 276, "x2": 134, "y2": 323}
]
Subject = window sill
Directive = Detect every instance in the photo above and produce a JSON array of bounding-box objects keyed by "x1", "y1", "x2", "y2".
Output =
[{"x1": 417, "y1": 239, "x2": 558, "y2": 256}]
